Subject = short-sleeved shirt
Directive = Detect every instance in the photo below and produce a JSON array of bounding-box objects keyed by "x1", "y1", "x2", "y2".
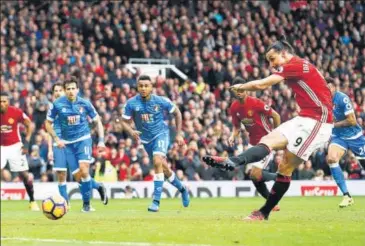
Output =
[
  {"x1": 47, "y1": 96, "x2": 98, "y2": 143},
  {"x1": 230, "y1": 97, "x2": 273, "y2": 145},
  {"x1": 273, "y1": 56, "x2": 333, "y2": 123},
  {"x1": 332, "y1": 91, "x2": 363, "y2": 140},
  {"x1": 122, "y1": 94, "x2": 175, "y2": 143},
  {"x1": 1, "y1": 106, "x2": 30, "y2": 146}
]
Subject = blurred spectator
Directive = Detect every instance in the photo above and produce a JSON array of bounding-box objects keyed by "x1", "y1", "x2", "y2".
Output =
[
  {"x1": 298, "y1": 161, "x2": 316, "y2": 180},
  {"x1": 94, "y1": 158, "x2": 118, "y2": 182},
  {"x1": 27, "y1": 145, "x2": 46, "y2": 181}
]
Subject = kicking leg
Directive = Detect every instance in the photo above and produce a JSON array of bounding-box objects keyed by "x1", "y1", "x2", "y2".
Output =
[
  {"x1": 250, "y1": 167, "x2": 277, "y2": 182},
  {"x1": 203, "y1": 131, "x2": 288, "y2": 170},
  {"x1": 327, "y1": 144, "x2": 353, "y2": 208}
]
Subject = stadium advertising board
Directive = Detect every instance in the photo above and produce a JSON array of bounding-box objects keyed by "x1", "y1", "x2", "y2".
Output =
[{"x1": 1, "y1": 181, "x2": 365, "y2": 200}]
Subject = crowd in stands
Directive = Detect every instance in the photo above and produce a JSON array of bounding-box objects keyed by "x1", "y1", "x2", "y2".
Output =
[{"x1": 1, "y1": 0, "x2": 364, "y2": 182}]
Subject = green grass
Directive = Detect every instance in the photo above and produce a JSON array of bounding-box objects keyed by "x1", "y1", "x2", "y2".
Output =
[{"x1": 1, "y1": 197, "x2": 365, "y2": 246}]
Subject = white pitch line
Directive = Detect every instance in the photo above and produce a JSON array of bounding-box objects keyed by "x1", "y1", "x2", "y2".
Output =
[{"x1": 1, "y1": 237, "x2": 211, "y2": 246}]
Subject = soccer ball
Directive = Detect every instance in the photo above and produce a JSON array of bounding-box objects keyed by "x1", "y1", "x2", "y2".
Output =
[{"x1": 42, "y1": 195, "x2": 68, "y2": 220}]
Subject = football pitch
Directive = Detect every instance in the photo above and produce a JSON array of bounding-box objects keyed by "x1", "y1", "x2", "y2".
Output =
[{"x1": 1, "y1": 197, "x2": 364, "y2": 246}]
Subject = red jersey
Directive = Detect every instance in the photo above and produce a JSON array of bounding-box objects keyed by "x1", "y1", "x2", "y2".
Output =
[
  {"x1": 273, "y1": 56, "x2": 333, "y2": 123},
  {"x1": 230, "y1": 96, "x2": 273, "y2": 145},
  {"x1": 0, "y1": 106, "x2": 29, "y2": 146}
]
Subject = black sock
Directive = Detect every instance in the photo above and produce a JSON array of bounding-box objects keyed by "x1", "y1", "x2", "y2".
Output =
[
  {"x1": 344, "y1": 192, "x2": 351, "y2": 198},
  {"x1": 261, "y1": 170, "x2": 277, "y2": 181},
  {"x1": 229, "y1": 144, "x2": 270, "y2": 166},
  {"x1": 253, "y1": 181, "x2": 270, "y2": 199},
  {"x1": 259, "y1": 174, "x2": 291, "y2": 218},
  {"x1": 84, "y1": 201, "x2": 90, "y2": 206},
  {"x1": 23, "y1": 179, "x2": 35, "y2": 202}
]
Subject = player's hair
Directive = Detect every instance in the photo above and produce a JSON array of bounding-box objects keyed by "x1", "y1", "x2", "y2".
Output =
[
  {"x1": 325, "y1": 77, "x2": 335, "y2": 85},
  {"x1": 63, "y1": 76, "x2": 79, "y2": 89},
  {"x1": 232, "y1": 77, "x2": 247, "y2": 85},
  {"x1": 52, "y1": 82, "x2": 64, "y2": 93},
  {"x1": 0, "y1": 91, "x2": 9, "y2": 97},
  {"x1": 266, "y1": 35, "x2": 295, "y2": 55},
  {"x1": 137, "y1": 75, "x2": 151, "y2": 82}
]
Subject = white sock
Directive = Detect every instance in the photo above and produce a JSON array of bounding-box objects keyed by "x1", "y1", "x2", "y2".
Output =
[
  {"x1": 154, "y1": 173, "x2": 164, "y2": 181},
  {"x1": 168, "y1": 172, "x2": 175, "y2": 183}
]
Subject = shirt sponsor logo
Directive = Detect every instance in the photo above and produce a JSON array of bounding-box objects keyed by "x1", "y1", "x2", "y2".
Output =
[
  {"x1": 8, "y1": 118, "x2": 14, "y2": 124},
  {"x1": 247, "y1": 110, "x2": 253, "y2": 117},
  {"x1": 67, "y1": 115, "x2": 81, "y2": 125},
  {"x1": 0, "y1": 125, "x2": 12, "y2": 133}
]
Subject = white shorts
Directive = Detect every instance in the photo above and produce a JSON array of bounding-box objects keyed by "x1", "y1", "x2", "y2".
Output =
[
  {"x1": 247, "y1": 144, "x2": 273, "y2": 169},
  {"x1": 276, "y1": 116, "x2": 333, "y2": 161},
  {"x1": 0, "y1": 142, "x2": 29, "y2": 172}
]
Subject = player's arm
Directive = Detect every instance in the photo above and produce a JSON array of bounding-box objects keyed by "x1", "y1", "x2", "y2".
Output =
[
  {"x1": 271, "y1": 109, "x2": 281, "y2": 128},
  {"x1": 22, "y1": 116, "x2": 34, "y2": 153},
  {"x1": 47, "y1": 133, "x2": 54, "y2": 161},
  {"x1": 120, "y1": 118, "x2": 141, "y2": 141},
  {"x1": 45, "y1": 120, "x2": 61, "y2": 143},
  {"x1": 23, "y1": 118, "x2": 33, "y2": 143},
  {"x1": 335, "y1": 96, "x2": 358, "y2": 128},
  {"x1": 85, "y1": 101, "x2": 106, "y2": 149},
  {"x1": 120, "y1": 102, "x2": 141, "y2": 141},
  {"x1": 334, "y1": 112, "x2": 357, "y2": 127},
  {"x1": 93, "y1": 115, "x2": 106, "y2": 148},
  {"x1": 45, "y1": 103, "x2": 65, "y2": 148},
  {"x1": 228, "y1": 104, "x2": 241, "y2": 146},
  {"x1": 230, "y1": 74, "x2": 284, "y2": 91},
  {"x1": 171, "y1": 105, "x2": 185, "y2": 146}
]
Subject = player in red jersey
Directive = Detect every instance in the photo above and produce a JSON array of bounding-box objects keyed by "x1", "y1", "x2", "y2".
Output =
[
  {"x1": 229, "y1": 77, "x2": 281, "y2": 211},
  {"x1": 203, "y1": 36, "x2": 333, "y2": 220},
  {"x1": 0, "y1": 92, "x2": 39, "y2": 211}
]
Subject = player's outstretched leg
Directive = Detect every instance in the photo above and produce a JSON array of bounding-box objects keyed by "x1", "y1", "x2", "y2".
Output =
[
  {"x1": 76, "y1": 177, "x2": 108, "y2": 206},
  {"x1": 245, "y1": 174, "x2": 291, "y2": 221},
  {"x1": 148, "y1": 173, "x2": 164, "y2": 212},
  {"x1": 166, "y1": 171, "x2": 190, "y2": 207},
  {"x1": 244, "y1": 151, "x2": 301, "y2": 221},
  {"x1": 203, "y1": 144, "x2": 271, "y2": 170},
  {"x1": 20, "y1": 171, "x2": 40, "y2": 211},
  {"x1": 80, "y1": 175, "x2": 94, "y2": 212},
  {"x1": 250, "y1": 168, "x2": 280, "y2": 212},
  {"x1": 91, "y1": 179, "x2": 108, "y2": 205},
  {"x1": 58, "y1": 181, "x2": 69, "y2": 205},
  {"x1": 327, "y1": 144, "x2": 354, "y2": 208},
  {"x1": 252, "y1": 181, "x2": 280, "y2": 212},
  {"x1": 329, "y1": 163, "x2": 354, "y2": 208},
  {"x1": 57, "y1": 171, "x2": 69, "y2": 208}
]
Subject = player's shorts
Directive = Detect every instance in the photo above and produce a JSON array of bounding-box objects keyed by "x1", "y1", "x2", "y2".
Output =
[
  {"x1": 330, "y1": 135, "x2": 365, "y2": 159},
  {"x1": 143, "y1": 132, "x2": 169, "y2": 160},
  {"x1": 53, "y1": 145, "x2": 67, "y2": 172},
  {"x1": 0, "y1": 142, "x2": 29, "y2": 172},
  {"x1": 65, "y1": 138, "x2": 93, "y2": 175},
  {"x1": 276, "y1": 116, "x2": 333, "y2": 161}
]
